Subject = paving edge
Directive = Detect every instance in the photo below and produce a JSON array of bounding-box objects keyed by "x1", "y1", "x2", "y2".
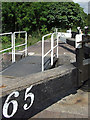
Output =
[{"x1": 1, "y1": 64, "x2": 77, "y2": 119}]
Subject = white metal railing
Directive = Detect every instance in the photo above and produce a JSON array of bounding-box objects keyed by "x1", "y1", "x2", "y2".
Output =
[
  {"x1": 0, "y1": 32, "x2": 13, "y2": 53},
  {"x1": 0, "y1": 31, "x2": 27, "y2": 63},
  {"x1": 13, "y1": 31, "x2": 27, "y2": 62},
  {"x1": 42, "y1": 33, "x2": 52, "y2": 71},
  {"x1": 0, "y1": 32, "x2": 15, "y2": 63},
  {"x1": 42, "y1": 32, "x2": 59, "y2": 71},
  {"x1": 58, "y1": 32, "x2": 72, "y2": 43}
]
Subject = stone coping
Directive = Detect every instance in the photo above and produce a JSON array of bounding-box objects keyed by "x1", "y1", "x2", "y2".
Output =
[{"x1": 0, "y1": 63, "x2": 76, "y2": 97}]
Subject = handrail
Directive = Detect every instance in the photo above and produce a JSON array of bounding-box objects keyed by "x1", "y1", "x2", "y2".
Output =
[
  {"x1": 58, "y1": 32, "x2": 72, "y2": 43},
  {"x1": 42, "y1": 32, "x2": 59, "y2": 71},
  {"x1": 42, "y1": 33, "x2": 52, "y2": 72},
  {"x1": 14, "y1": 31, "x2": 26, "y2": 34},
  {"x1": 0, "y1": 47, "x2": 12, "y2": 53},
  {"x1": 0, "y1": 32, "x2": 12, "y2": 36},
  {"x1": 51, "y1": 32, "x2": 59, "y2": 65},
  {"x1": 0, "y1": 31, "x2": 27, "y2": 63},
  {"x1": 15, "y1": 43, "x2": 26, "y2": 48},
  {"x1": 13, "y1": 31, "x2": 27, "y2": 62},
  {"x1": 0, "y1": 32, "x2": 15, "y2": 63},
  {"x1": 44, "y1": 49, "x2": 52, "y2": 57}
]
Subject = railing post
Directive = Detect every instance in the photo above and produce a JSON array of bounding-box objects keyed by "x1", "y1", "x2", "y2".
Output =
[
  {"x1": 42, "y1": 36, "x2": 44, "y2": 71},
  {"x1": 11, "y1": 33, "x2": 14, "y2": 63},
  {"x1": 25, "y1": 32, "x2": 27, "y2": 56},
  {"x1": 57, "y1": 33, "x2": 59, "y2": 58},
  {"x1": 13, "y1": 33, "x2": 15, "y2": 62},
  {"x1": 51, "y1": 33, "x2": 54, "y2": 66}
]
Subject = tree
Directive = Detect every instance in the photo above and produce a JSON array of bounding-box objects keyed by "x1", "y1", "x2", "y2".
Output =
[
  {"x1": 2, "y1": 2, "x2": 88, "y2": 33},
  {"x1": 2, "y1": 2, "x2": 32, "y2": 32},
  {"x1": 47, "y1": 2, "x2": 88, "y2": 30}
]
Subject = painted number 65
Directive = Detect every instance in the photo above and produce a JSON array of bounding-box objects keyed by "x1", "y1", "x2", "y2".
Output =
[{"x1": 3, "y1": 85, "x2": 34, "y2": 118}]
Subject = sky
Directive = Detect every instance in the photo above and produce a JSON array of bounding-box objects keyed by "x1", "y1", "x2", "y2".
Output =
[{"x1": 73, "y1": 0, "x2": 89, "y2": 14}]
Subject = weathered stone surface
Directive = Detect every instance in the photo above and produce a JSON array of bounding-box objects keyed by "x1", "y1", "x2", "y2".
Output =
[
  {"x1": 32, "y1": 89, "x2": 88, "y2": 119},
  {"x1": 0, "y1": 64, "x2": 77, "y2": 119}
]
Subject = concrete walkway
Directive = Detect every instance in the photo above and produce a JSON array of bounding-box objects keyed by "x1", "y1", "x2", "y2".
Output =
[
  {"x1": 0, "y1": 40, "x2": 75, "y2": 77},
  {"x1": 1, "y1": 40, "x2": 89, "y2": 119},
  {"x1": 1, "y1": 55, "x2": 42, "y2": 77},
  {"x1": 32, "y1": 89, "x2": 88, "y2": 118}
]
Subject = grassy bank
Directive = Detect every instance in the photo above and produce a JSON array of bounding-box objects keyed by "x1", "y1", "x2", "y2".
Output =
[{"x1": 0, "y1": 28, "x2": 88, "y2": 53}]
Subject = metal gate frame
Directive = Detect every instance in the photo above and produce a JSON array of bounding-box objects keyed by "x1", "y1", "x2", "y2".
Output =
[
  {"x1": 0, "y1": 31, "x2": 27, "y2": 63},
  {"x1": 42, "y1": 32, "x2": 59, "y2": 71}
]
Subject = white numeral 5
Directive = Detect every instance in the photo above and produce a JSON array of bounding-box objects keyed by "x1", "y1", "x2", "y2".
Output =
[{"x1": 23, "y1": 85, "x2": 34, "y2": 110}]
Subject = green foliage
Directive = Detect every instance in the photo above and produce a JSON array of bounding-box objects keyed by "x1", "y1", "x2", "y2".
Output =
[
  {"x1": 47, "y1": 2, "x2": 88, "y2": 30},
  {"x1": 40, "y1": 25, "x2": 48, "y2": 34},
  {"x1": 0, "y1": 36, "x2": 10, "y2": 43},
  {"x1": 88, "y1": 14, "x2": 90, "y2": 29},
  {"x1": 0, "y1": 36, "x2": 11, "y2": 50},
  {"x1": 28, "y1": 31, "x2": 42, "y2": 46},
  {"x1": 2, "y1": 2, "x2": 88, "y2": 46}
]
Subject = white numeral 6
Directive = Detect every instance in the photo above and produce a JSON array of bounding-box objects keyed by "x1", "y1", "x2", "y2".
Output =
[{"x1": 3, "y1": 91, "x2": 19, "y2": 118}]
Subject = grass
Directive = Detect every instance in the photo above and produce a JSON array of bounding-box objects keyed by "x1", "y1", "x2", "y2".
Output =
[
  {"x1": 28, "y1": 36, "x2": 41, "y2": 46},
  {"x1": 0, "y1": 32, "x2": 42, "y2": 53},
  {"x1": 0, "y1": 28, "x2": 89, "y2": 53}
]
